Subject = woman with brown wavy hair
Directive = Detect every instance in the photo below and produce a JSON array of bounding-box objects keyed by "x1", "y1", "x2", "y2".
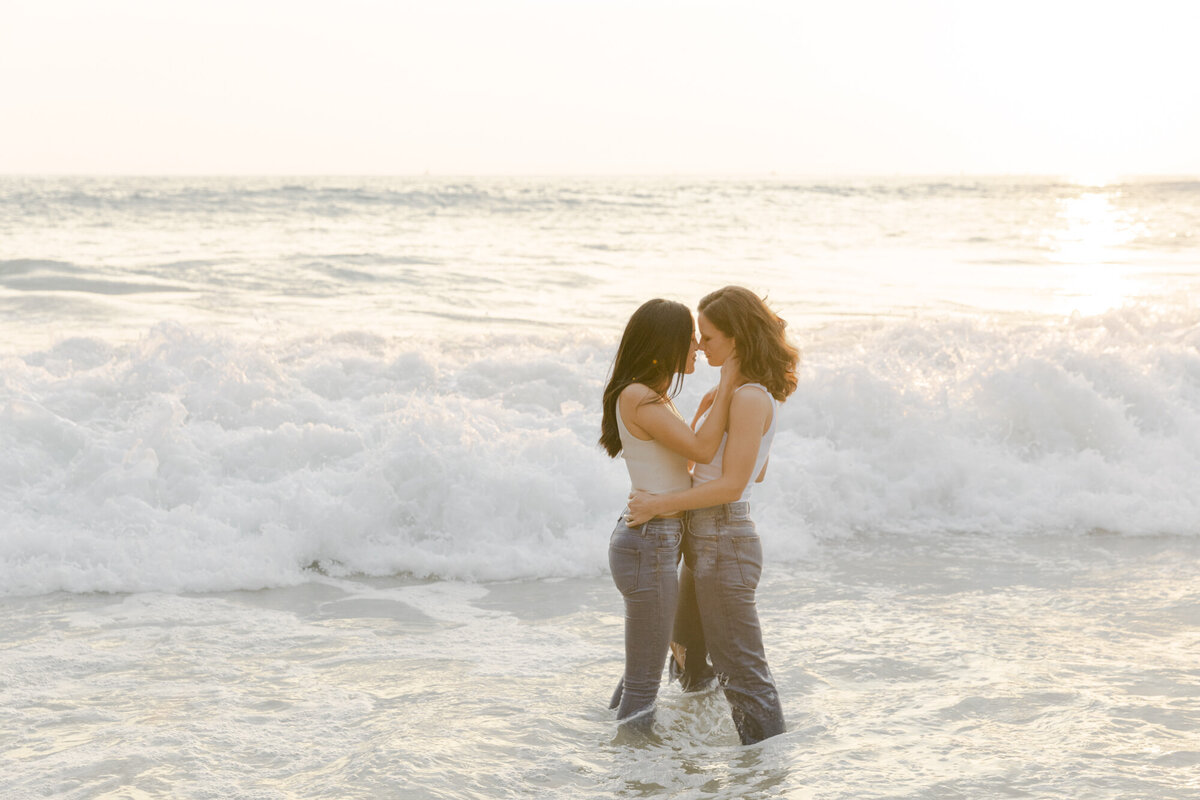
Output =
[{"x1": 626, "y1": 285, "x2": 799, "y2": 744}]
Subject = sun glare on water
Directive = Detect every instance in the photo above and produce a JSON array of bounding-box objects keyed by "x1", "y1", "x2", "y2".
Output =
[{"x1": 1047, "y1": 188, "x2": 1144, "y2": 316}]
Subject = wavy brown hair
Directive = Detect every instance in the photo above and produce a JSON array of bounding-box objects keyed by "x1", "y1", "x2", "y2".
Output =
[
  {"x1": 599, "y1": 299, "x2": 695, "y2": 458},
  {"x1": 698, "y1": 286, "x2": 799, "y2": 402}
]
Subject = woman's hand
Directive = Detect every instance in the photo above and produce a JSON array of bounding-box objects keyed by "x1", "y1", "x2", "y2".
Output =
[
  {"x1": 625, "y1": 491, "x2": 662, "y2": 527},
  {"x1": 719, "y1": 353, "x2": 742, "y2": 387}
]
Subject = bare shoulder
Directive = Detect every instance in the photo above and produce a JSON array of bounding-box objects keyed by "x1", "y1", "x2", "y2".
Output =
[
  {"x1": 730, "y1": 384, "x2": 772, "y2": 419},
  {"x1": 732, "y1": 383, "x2": 772, "y2": 407},
  {"x1": 620, "y1": 382, "x2": 659, "y2": 405}
]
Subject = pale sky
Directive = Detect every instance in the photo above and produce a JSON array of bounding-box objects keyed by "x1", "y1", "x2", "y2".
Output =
[{"x1": 3, "y1": 0, "x2": 1199, "y2": 176}]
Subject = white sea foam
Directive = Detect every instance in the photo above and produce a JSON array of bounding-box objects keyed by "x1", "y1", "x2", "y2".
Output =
[
  {"x1": 5, "y1": 175, "x2": 1200, "y2": 800},
  {"x1": 3, "y1": 304, "x2": 1199, "y2": 596},
  {"x1": 775, "y1": 306, "x2": 1200, "y2": 541}
]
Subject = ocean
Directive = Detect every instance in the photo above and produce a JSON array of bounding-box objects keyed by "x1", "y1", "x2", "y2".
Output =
[{"x1": 2, "y1": 176, "x2": 1199, "y2": 798}]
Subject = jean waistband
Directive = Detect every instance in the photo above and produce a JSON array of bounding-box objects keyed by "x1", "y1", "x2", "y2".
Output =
[
  {"x1": 687, "y1": 501, "x2": 751, "y2": 523},
  {"x1": 619, "y1": 512, "x2": 684, "y2": 534}
]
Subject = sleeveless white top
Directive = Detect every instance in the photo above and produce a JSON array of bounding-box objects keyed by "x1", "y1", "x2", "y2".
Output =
[
  {"x1": 616, "y1": 397, "x2": 692, "y2": 494},
  {"x1": 692, "y1": 383, "x2": 776, "y2": 502}
]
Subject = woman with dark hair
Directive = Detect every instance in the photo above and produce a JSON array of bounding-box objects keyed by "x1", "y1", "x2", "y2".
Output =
[
  {"x1": 626, "y1": 286, "x2": 799, "y2": 745},
  {"x1": 600, "y1": 298, "x2": 739, "y2": 730}
]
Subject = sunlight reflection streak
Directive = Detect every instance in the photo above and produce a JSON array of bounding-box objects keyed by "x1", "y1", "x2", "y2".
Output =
[{"x1": 1046, "y1": 191, "x2": 1145, "y2": 315}]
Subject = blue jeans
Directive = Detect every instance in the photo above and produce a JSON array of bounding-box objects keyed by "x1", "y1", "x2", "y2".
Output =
[
  {"x1": 682, "y1": 501, "x2": 785, "y2": 744},
  {"x1": 608, "y1": 514, "x2": 683, "y2": 727}
]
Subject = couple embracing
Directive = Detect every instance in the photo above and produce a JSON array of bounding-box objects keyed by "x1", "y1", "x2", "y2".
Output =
[{"x1": 600, "y1": 285, "x2": 799, "y2": 745}]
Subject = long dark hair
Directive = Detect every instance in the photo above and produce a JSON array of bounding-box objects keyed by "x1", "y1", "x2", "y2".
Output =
[
  {"x1": 699, "y1": 286, "x2": 799, "y2": 402},
  {"x1": 599, "y1": 299, "x2": 695, "y2": 457}
]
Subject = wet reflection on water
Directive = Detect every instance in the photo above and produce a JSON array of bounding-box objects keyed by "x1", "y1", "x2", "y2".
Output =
[{"x1": 2, "y1": 532, "x2": 1198, "y2": 799}]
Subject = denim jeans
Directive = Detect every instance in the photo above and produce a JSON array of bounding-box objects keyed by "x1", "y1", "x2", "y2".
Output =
[
  {"x1": 682, "y1": 501, "x2": 785, "y2": 744},
  {"x1": 608, "y1": 514, "x2": 683, "y2": 727},
  {"x1": 671, "y1": 560, "x2": 715, "y2": 691}
]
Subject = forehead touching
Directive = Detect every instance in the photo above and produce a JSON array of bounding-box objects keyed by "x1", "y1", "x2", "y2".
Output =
[{"x1": 697, "y1": 312, "x2": 722, "y2": 339}]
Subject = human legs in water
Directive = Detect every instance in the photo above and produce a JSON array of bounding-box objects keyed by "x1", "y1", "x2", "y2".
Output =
[
  {"x1": 608, "y1": 515, "x2": 683, "y2": 729},
  {"x1": 670, "y1": 561, "x2": 716, "y2": 692},
  {"x1": 684, "y1": 502, "x2": 785, "y2": 745}
]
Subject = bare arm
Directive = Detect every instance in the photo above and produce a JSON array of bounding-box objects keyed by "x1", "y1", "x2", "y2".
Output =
[
  {"x1": 623, "y1": 358, "x2": 739, "y2": 464},
  {"x1": 692, "y1": 387, "x2": 718, "y2": 428},
  {"x1": 686, "y1": 387, "x2": 720, "y2": 471},
  {"x1": 626, "y1": 387, "x2": 771, "y2": 524}
]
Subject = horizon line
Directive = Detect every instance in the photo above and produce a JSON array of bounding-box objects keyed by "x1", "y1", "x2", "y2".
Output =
[{"x1": 3, "y1": 171, "x2": 1199, "y2": 182}]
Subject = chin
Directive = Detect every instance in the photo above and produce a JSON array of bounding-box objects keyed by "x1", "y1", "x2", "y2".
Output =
[{"x1": 706, "y1": 355, "x2": 725, "y2": 367}]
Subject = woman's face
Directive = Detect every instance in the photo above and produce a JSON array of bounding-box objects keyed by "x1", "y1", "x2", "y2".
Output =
[
  {"x1": 697, "y1": 312, "x2": 734, "y2": 366},
  {"x1": 683, "y1": 332, "x2": 699, "y2": 374}
]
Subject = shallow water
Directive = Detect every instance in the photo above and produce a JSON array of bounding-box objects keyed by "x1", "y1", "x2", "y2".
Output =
[
  {"x1": 4, "y1": 532, "x2": 1197, "y2": 799},
  {"x1": 3, "y1": 176, "x2": 1200, "y2": 797}
]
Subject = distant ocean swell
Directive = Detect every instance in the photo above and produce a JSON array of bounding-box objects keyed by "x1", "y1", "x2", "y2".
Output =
[
  {"x1": 4, "y1": 177, "x2": 1199, "y2": 229},
  {"x1": 3, "y1": 304, "x2": 1199, "y2": 597}
]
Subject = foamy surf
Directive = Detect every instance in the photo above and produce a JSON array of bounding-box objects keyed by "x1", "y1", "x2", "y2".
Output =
[
  {"x1": 3, "y1": 175, "x2": 1200, "y2": 800},
  {"x1": 4, "y1": 303, "x2": 1199, "y2": 596}
]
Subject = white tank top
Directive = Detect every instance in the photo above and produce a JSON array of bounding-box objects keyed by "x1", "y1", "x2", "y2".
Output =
[
  {"x1": 616, "y1": 397, "x2": 692, "y2": 494},
  {"x1": 691, "y1": 383, "x2": 776, "y2": 502}
]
